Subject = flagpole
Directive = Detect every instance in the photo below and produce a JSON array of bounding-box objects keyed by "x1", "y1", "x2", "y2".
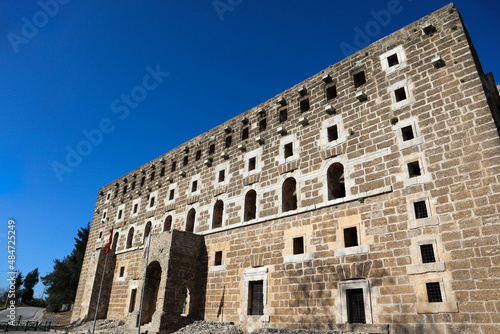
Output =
[
  {"x1": 137, "y1": 233, "x2": 152, "y2": 334},
  {"x1": 92, "y1": 250, "x2": 108, "y2": 334}
]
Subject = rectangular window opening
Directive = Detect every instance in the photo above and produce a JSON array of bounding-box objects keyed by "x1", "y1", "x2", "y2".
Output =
[
  {"x1": 196, "y1": 150, "x2": 202, "y2": 161},
  {"x1": 131, "y1": 181, "x2": 136, "y2": 190},
  {"x1": 242, "y1": 127, "x2": 249, "y2": 140},
  {"x1": 149, "y1": 197, "x2": 155, "y2": 208},
  {"x1": 160, "y1": 167, "x2": 165, "y2": 177},
  {"x1": 150, "y1": 172, "x2": 155, "y2": 181},
  {"x1": 225, "y1": 136, "x2": 232, "y2": 148},
  {"x1": 353, "y1": 71, "x2": 366, "y2": 88},
  {"x1": 394, "y1": 87, "x2": 407, "y2": 102},
  {"x1": 214, "y1": 251, "x2": 223, "y2": 266},
  {"x1": 279, "y1": 108, "x2": 287, "y2": 123},
  {"x1": 248, "y1": 280, "x2": 264, "y2": 316},
  {"x1": 122, "y1": 185, "x2": 127, "y2": 194},
  {"x1": 133, "y1": 204, "x2": 138, "y2": 214},
  {"x1": 420, "y1": 244, "x2": 436, "y2": 263},
  {"x1": 326, "y1": 84, "x2": 337, "y2": 100},
  {"x1": 103, "y1": 212, "x2": 107, "y2": 219},
  {"x1": 119, "y1": 266, "x2": 125, "y2": 277},
  {"x1": 106, "y1": 193, "x2": 111, "y2": 200},
  {"x1": 407, "y1": 161, "x2": 421, "y2": 178},
  {"x1": 344, "y1": 227, "x2": 358, "y2": 248},
  {"x1": 118, "y1": 210, "x2": 123, "y2": 220},
  {"x1": 191, "y1": 180, "x2": 198, "y2": 192},
  {"x1": 129, "y1": 289, "x2": 137, "y2": 313},
  {"x1": 414, "y1": 201, "x2": 428, "y2": 219},
  {"x1": 387, "y1": 54, "x2": 399, "y2": 67},
  {"x1": 259, "y1": 119, "x2": 267, "y2": 132},
  {"x1": 218, "y1": 170, "x2": 225, "y2": 183},
  {"x1": 99, "y1": 231, "x2": 103, "y2": 239},
  {"x1": 140, "y1": 177, "x2": 145, "y2": 187},
  {"x1": 209, "y1": 144, "x2": 215, "y2": 155},
  {"x1": 346, "y1": 288, "x2": 366, "y2": 323},
  {"x1": 401, "y1": 125, "x2": 414, "y2": 141},
  {"x1": 171, "y1": 162, "x2": 177, "y2": 172},
  {"x1": 249, "y1": 157, "x2": 256, "y2": 171},
  {"x1": 293, "y1": 237, "x2": 304, "y2": 255},
  {"x1": 327, "y1": 125, "x2": 339, "y2": 142},
  {"x1": 300, "y1": 98, "x2": 310, "y2": 112},
  {"x1": 183, "y1": 156, "x2": 189, "y2": 166},
  {"x1": 284, "y1": 142, "x2": 293, "y2": 159},
  {"x1": 426, "y1": 282, "x2": 443, "y2": 303},
  {"x1": 169, "y1": 189, "x2": 175, "y2": 201}
]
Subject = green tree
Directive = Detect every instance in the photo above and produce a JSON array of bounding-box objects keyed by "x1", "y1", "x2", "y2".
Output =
[
  {"x1": 22, "y1": 269, "x2": 39, "y2": 304},
  {"x1": 42, "y1": 223, "x2": 90, "y2": 311}
]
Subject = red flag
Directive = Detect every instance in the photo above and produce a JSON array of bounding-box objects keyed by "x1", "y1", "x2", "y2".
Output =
[{"x1": 105, "y1": 227, "x2": 114, "y2": 254}]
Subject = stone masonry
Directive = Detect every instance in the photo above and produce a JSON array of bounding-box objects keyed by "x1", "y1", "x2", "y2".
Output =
[{"x1": 72, "y1": 4, "x2": 500, "y2": 334}]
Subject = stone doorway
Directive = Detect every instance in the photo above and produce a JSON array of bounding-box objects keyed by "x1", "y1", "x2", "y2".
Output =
[{"x1": 140, "y1": 261, "x2": 162, "y2": 325}]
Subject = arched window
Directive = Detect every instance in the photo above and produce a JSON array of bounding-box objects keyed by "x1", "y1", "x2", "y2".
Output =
[
  {"x1": 181, "y1": 286, "x2": 191, "y2": 317},
  {"x1": 112, "y1": 232, "x2": 119, "y2": 251},
  {"x1": 244, "y1": 190, "x2": 257, "y2": 222},
  {"x1": 282, "y1": 177, "x2": 297, "y2": 212},
  {"x1": 186, "y1": 208, "x2": 196, "y2": 232},
  {"x1": 126, "y1": 227, "x2": 134, "y2": 249},
  {"x1": 212, "y1": 200, "x2": 224, "y2": 229},
  {"x1": 327, "y1": 163, "x2": 346, "y2": 200},
  {"x1": 144, "y1": 221, "x2": 152, "y2": 242},
  {"x1": 164, "y1": 216, "x2": 172, "y2": 232}
]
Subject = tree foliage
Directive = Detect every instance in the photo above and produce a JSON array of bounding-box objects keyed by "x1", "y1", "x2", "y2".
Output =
[
  {"x1": 41, "y1": 223, "x2": 90, "y2": 311},
  {"x1": 22, "y1": 268, "x2": 39, "y2": 304}
]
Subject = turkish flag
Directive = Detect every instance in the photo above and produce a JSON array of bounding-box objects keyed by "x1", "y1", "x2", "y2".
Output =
[{"x1": 105, "y1": 227, "x2": 114, "y2": 254}]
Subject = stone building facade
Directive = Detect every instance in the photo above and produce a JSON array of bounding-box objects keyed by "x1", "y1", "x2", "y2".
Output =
[{"x1": 72, "y1": 4, "x2": 500, "y2": 334}]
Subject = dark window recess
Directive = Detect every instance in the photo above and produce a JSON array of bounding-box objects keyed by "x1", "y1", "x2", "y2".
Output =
[
  {"x1": 218, "y1": 170, "x2": 225, "y2": 182},
  {"x1": 140, "y1": 177, "x2": 145, "y2": 187},
  {"x1": 426, "y1": 282, "x2": 443, "y2": 303},
  {"x1": 244, "y1": 190, "x2": 257, "y2": 222},
  {"x1": 346, "y1": 289, "x2": 366, "y2": 323},
  {"x1": 160, "y1": 167, "x2": 165, "y2": 177},
  {"x1": 214, "y1": 251, "x2": 223, "y2": 266},
  {"x1": 99, "y1": 231, "x2": 103, "y2": 239},
  {"x1": 150, "y1": 172, "x2": 155, "y2": 181},
  {"x1": 169, "y1": 189, "x2": 175, "y2": 200},
  {"x1": 129, "y1": 289, "x2": 137, "y2": 313},
  {"x1": 300, "y1": 98, "x2": 310, "y2": 112},
  {"x1": 344, "y1": 227, "x2": 358, "y2": 248},
  {"x1": 106, "y1": 193, "x2": 111, "y2": 200},
  {"x1": 133, "y1": 204, "x2": 138, "y2": 214},
  {"x1": 326, "y1": 84, "x2": 337, "y2": 100},
  {"x1": 171, "y1": 162, "x2": 177, "y2": 172},
  {"x1": 327, "y1": 125, "x2": 339, "y2": 142},
  {"x1": 407, "y1": 161, "x2": 421, "y2": 178},
  {"x1": 327, "y1": 163, "x2": 346, "y2": 200},
  {"x1": 387, "y1": 54, "x2": 399, "y2": 67},
  {"x1": 183, "y1": 156, "x2": 188, "y2": 166},
  {"x1": 242, "y1": 127, "x2": 249, "y2": 140},
  {"x1": 279, "y1": 108, "x2": 288, "y2": 123},
  {"x1": 119, "y1": 266, "x2": 125, "y2": 277},
  {"x1": 103, "y1": 211, "x2": 107, "y2": 219},
  {"x1": 164, "y1": 216, "x2": 172, "y2": 232},
  {"x1": 118, "y1": 210, "x2": 123, "y2": 220},
  {"x1": 191, "y1": 180, "x2": 198, "y2": 192},
  {"x1": 186, "y1": 208, "x2": 196, "y2": 232},
  {"x1": 126, "y1": 228, "x2": 134, "y2": 249},
  {"x1": 284, "y1": 143, "x2": 293, "y2": 159},
  {"x1": 414, "y1": 201, "x2": 428, "y2": 219},
  {"x1": 248, "y1": 157, "x2": 256, "y2": 171},
  {"x1": 394, "y1": 87, "x2": 407, "y2": 102},
  {"x1": 225, "y1": 136, "x2": 232, "y2": 148},
  {"x1": 248, "y1": 281, "x2": 264, "y2": 315},
  {"x1": 259, "y1": 119, "x2": 267, "y2": 132},
  {"x1": 353, "y1": 71, "x2": 366, "y2": 88},
  {"x1": 293, "y1": 237, "x2": 304, "y2": 255},
  {"x1": 212, "y1": 200, "x2": 224, "y2": 229},
  {"x1": 209, "y1": 144, "x2": 215, "y2": 155},
  {"x1": 123, "y1": 185, "x2": 128, "y2": 194},
  {"x1": 420, "y1": 244, "x2": 436, "y2": 263},
  {"x1": 195, "y1": 150, "x2": 202, "y2": 161},
  {"x1": 401, "y1": 125, "x2": 414, "y2": 141},
  {"x1": 149, "y1": 197, "x2": 155, "y2": 207},
  {"x1": 282, "y1": 178, "x2": 297, "y2": 212},
  {"x1": 131, "y1": 181, "x2": 136, "y2": 190}
]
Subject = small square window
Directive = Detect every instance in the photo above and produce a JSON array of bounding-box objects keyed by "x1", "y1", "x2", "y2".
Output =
[
  {"x1": 218, "y1": 170, "x2": 225, "y2": 183},
  {"x1": 160, "y1": 167, "x2": 165, "y2": 177},
  {"x1": 214, "y1": 251, "x2": 223, "y2": 266},
  {"x1": 284, "y1": 143, "x2": 293, "y2": 159},
  {"x1": 171, "y1": 162, "x2": 177, "y2": 172},
  {"x1": 242, "y1": 127, "x2": 249, "y2": 140},
  {"x1": 99, "y1": 231, "x2": 103, "y2": 239},
  {"x1": 195, "y1": 150, "x2": 202, "y2": 161},
  {"x1": 394, "y1": 87, "x2": 407, "y2": 102},
  {"x1": 401, "y1": 125, "x2": 414, "y2": 141},
  {"x1": 426, "y1": 282, "x2": 443, "y2": 303},
  {"x1": 169, "y1": 189, "x2": 175, "y2": 200},
  {"x1": 293, "y1": 237, "x2": 304, "y2": 255},
  {"x1": 225, "y1": 136, "x2": 232, "y2": 148},
  {"x1": 387, "y1": 54, "x2": 399, "y2": 67},
  {"x1": 118, "y1": 210, "x2": 123, "y2": 220},
  {"x1": 149, "y1": 197, "x2": 155, "y2": 207},
  {"x1": 191, "y1": 180, "x2": 198, "y2": 192},
  {"x1": 150, "y1": 172, "x2": 155, "y2": 181},
  {"x1": 209, "y1": 144, "x2": 215, "y2": 155},
  {"x1": 344, "y1": 227, "x2": 358, "y2": 248},
  {"x1": 133, "y1": 204, "x2": 138, "y2": 214},
  {"x1": 327, "y1": 125, "x2": 339, "y2": 142},
  {"x1": 259, "y1": 119, "x2": 267, "y2": 132},
  {"x1": 183, "y1": 156, "x2": 189, "y2": 166},
  {"x1": 279, "y1": 108, "x2": 288, "y2": 123},
  {"x1": 353, "y1": 71, "x2": 366, "y2": 88},
  {"x1": 414, "y1": 201, "x2": 428, "y2": 219},
  {"x1": 119, "y1": 266, "x2": 125, "y2": 277},
  {"x1": 300, "y1": 98, "x2": 310, "y2": 112},
  {"x1": 420, "y1": 244, "x2": 436, "y2": 263},
  {"x1": 326, "y1": 84, "x2": 337, "y2": 100},
  {"x1": 407, "y1": 161, "x2": 421, "y2": 178},
  {"x1": 248, "y1": 157, "x2": 256, "y2": 171}
]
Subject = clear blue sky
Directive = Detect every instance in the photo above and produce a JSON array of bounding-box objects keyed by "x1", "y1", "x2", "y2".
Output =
[{"x1": 1, "y1": 0, "x2": 499, "y2": 298}]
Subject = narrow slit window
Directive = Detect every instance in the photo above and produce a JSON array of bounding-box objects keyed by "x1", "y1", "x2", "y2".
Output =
[
  {"x1": 401, "y1": 125, "x2": 414, "y2": 141},
  {"x1": 387, "y1": 54, "x2": 399, "y2": 67},
  {"x1": 218, "y1": 170, "x2": 225, "y2": 183},
  {"x1": 344, "y1": 227, "x2": 358, "y2": 248},
  {"x1": 160, "y1": 167, "x2": 165, "y2": 177},
  {"x1": 420, "y1": 244, "x2": 436, "y2": 263},
  {"x1": 394, "y1": 87, "x2": 407, "y2": 102},
  {"x1": 214, "y1": 251, "x2": 223, "y2": 266},
  {"x1": 327, "y1": 125, "x2": 339, "y2": 142},
  {"x1": 140, "y1": 177, "x2": 145, "y2": 187},
  {"x1": 209, "y1": 144, "x2": 215, "y2": 155},
  {"x1": 326, "y1": 84, "x2": 337, "y2": 100},
  {"x1": 118, "y1": 210, "x2": 123, "y2": 220},
  {"x1": 169, "y1": 189, "x2": 175, "y2": 200},
  {"x1": 150, "y1": 171, "x2": 155, "y2": 181},
  {"x1": 195, "y1": 150, "x2": 202, "y2": 161},
  {"x1": 300, "y1": 98, "x2": 310, "y2": 112},
  {"x1": 426, "y1": 282, "x2": 443, "y2": 303},
  {"x1": 122, "y1": 185, "x2": 127, "y2": 194},
  {"x1": 129, "y1": 289, "x2": 137, "y2": 312},
  {"x1": 106, "y1": 193, "x2": 111, "y2": 200},
  {"x1": 149, "y1": 196, "x2": 155, "y2": 208},
  {"x1": 171, "y1": 161, "x2": 177, "y2": 172},
  {"x1": 279, "y1": 108, "x2": 287, "y2": 123},
  {"x1": 284, "y1": 142, "x2": 293, "y2": 159},
  {"x1": 242, "y1": 127, "x2": 249, "y2": 140},
  {"x1": 248, "y1": 281, "x2": 264, "y2": 315},
  {"x1": 353, "y1": 71, "x2": 366, "y2": 88},
  {"x1": 293, "y1": 237, "x2": 304, "y2": 255},
  {"x1": 225, "y1": 136, "x2": 232, "y2": 148},
  {"x1": 414, "y1": 201, "x2": 428, "y2": 219},
  {"x1": 407, "y1": 161, "x2": 421, "y2": 178},
  {"x1": 248, "y1": 157, "x2": 256, "y2": 171},
  {"x1": 119, "y1": 266, "x2": 125, "y2": 277},
  {"x1": 99, "y1": 231, "x2": 103, "y2": 239},
  {"x1": 103, "y1": 211, "x2": 107, "y2": 219},
  {"x1": 259, "y1": 119, "x2": 267, "y2": 132},
  {"x1": 131, "y1": 181, "x2": 136, "y2": 190},
  {"x1": 133, "y1": 203, "x2": 138, "y2": 214},
  {"x1": 191, "y1": 180, "x2": 198, "y2": 192},
  {"x1": 183, "y1": 156, "x2": 188, "y2": 166}
]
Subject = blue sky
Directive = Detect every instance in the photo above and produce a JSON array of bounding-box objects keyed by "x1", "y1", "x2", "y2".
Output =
[{"x1": 1, "y1": 0, "x2": 499, "y2": 298}]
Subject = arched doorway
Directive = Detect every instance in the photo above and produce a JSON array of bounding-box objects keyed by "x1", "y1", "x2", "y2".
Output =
[{"x1": 140, "y1": 261, "x2": 162, "y2": 325}]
